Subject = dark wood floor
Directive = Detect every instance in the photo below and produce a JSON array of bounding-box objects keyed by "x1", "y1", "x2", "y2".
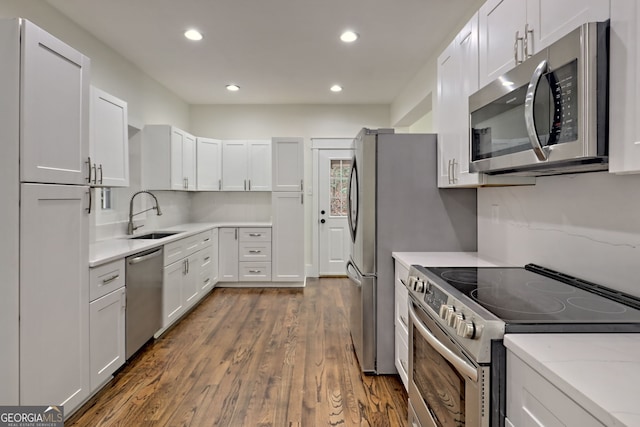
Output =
[{"x1": 68, "y1": 278, "x2": 408, "y2": 426}]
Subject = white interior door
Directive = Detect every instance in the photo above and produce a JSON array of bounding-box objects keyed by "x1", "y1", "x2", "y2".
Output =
[{"x1": 318, "y1": 150, "x2": 352, "y2": 276}]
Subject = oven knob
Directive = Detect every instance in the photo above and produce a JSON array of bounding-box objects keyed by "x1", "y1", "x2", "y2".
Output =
[
  {"x1": 406, "y1": 276, "x2": 417, "y2": 289},
  {"x1": 439, "y1": 304, "x2": 453, "y2": 320},
  {"x1": 453, "y1": 312, "x2": 465, "y2": 329},
  {"x1": 414, "y1": 280, "x2": 425, "y2": 293},
  {"x1": 447, "y1": 310, "x2": 461, "y2": 327},
  {"x1": 456, "y1": 320, "x2": 476, "y2": 339}
]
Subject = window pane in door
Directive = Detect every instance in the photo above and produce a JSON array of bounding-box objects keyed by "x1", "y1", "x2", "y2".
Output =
[{"x1": 330, "y1": 159, "x2": 352, "y2": 217}]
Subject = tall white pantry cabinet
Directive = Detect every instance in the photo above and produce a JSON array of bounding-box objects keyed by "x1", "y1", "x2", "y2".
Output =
[{"x1": 0, "y1": 18, "x2": 91, "y2": 413}]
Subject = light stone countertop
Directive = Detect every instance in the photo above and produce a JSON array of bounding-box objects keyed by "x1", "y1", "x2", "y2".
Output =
[
  {"x1": 505, "y1": 334, "x2": 640, "y2": 427},
  {"x1": 90, "y1": 222, "x2": 272, "y2": 267},
  {"x1": 391, "y1": 252, "x2": 508, "y2": 270}
]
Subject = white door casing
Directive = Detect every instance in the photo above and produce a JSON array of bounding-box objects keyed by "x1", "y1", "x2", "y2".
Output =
[{"x1": 318, "y1": 149, "x2": 352, "y2": 276}]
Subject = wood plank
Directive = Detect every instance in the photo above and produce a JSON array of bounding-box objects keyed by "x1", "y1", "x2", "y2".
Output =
[{"x1": 67, "y1": 278, "x2": 408, "y2": 426}]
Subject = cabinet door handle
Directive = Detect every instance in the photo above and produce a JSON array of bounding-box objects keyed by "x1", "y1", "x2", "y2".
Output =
[
  {"x1": 248, "y1": 179, "x2": 251, "y2": 191},
  {"x1": 301, "y1": 193, "x2": 304, "y2": 204},
  {"x1": 248, "y1": 270, "x2": 262, "y2": 274},
  {"x1": 514, "y1": 30, "x2": 524, "y2": 64},
  {"x1": 248, "y1": 233, "x2": 262, "y2": 237},
  {"x1": 91, "y1": 164, "x2": 97, "y2": 184},
  {"x1": 452, "y1": 159, "x2": 458, "y2": 184},
  {"x1": 248, "y1": 250, "x2": 262, "y2": 254},
  {"x1": 86, "y1": 156, "x2": 92, "y2": 183},
  {"x1": 219, "y1": 179, "x2": 221, "y2": 190},
  {"x1": 244, "y1": 179, "x2": 247, "y2": 191},
  {"x1": 204, "y1": 256, "x2": 211, "y2": 261},
  {"x1": 86, "y1": 189, "x2": 92, "y2": 214},
  {"x1": 235, "y1": 228, "x2": 238, "y2": 240},
  {"x1": 102, "y1": 274, "x2": 120, "y2": 284},
  {"x1": 98, "y1": 164, "x2": 103, "y2": 184},
  {"x1": 300, "y1": 179, "x2": 304, "y2": 191},
  {"x1": 524, "y1": 23, "x2": 534, "y2": 58},
  {"x1": 447, "y1": 159, "x2": 453, "y2": 184}
]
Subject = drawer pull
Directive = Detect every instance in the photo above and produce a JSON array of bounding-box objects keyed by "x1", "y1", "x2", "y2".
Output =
[
  {"x1": 248, "y1": 250, "x2": 262, "y2": 254},
  {"x1": 400, "y1": 359, "x2": 408, "y2": 374},
  {"x1": 102, "y1": 274, "x2": 120, "y2": 284},
  {"x1": 204, "y1": 257, "x2": 211, "y2": 262},
  {"x1": 204, "y1": 238, "x2": 210, "y2": 242},
  {"x1": 248, "y1": 233, "x2": 262, "y2": 237},
  {"x1": 204, "y1": 278, "x2": 211, "y2": 284},
  {"x1": 248, "y1": 270, "x2": 262, "y2": 274}
]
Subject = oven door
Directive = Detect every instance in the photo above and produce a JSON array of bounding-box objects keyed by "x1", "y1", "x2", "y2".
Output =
[{"x1": 408, "y1": 300, "x2": 489, "y2": 427}]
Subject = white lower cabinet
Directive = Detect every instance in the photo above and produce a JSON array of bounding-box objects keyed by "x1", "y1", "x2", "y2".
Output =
[
  {"x1": 219, "y1": 227, "x2": 273, "y2": 284},
  {"x1": 271, "y1": 192, "x2": 304, "y2": 282},
  {"x1": 219, "y1": 228, "x2": 239, "y2": 281},
  {"x1": 162, "y1": 230, "x2": 214, "y2": 329},
  {"x1": 19, "y1": 184, "x2": 90, "y2": 413},
  {"x1": 394, "y1": 260, "x2": 409, "y2": 390},
  {"x1": 89, "y1": 287, "x2": 126, "y2": 391},
  {"x1": 507, "y1": 350, "x2": 605, "y2": 426}
]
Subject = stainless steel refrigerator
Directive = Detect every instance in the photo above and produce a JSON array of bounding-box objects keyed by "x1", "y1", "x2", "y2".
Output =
[{"x1": 346, "y1": 128, "x2": 477, "y2": 374}]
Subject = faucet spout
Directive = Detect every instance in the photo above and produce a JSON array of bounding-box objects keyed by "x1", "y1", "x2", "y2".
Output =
[{"x1": 127, "y1": 190, "x2": 162, "y2": 235}]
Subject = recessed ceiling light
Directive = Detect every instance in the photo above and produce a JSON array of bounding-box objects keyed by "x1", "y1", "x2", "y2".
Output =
[
  {"x1": 226, "y1": 84, "x2": 240, "y2": 92},
  {"x1": 330, "y1": 85, "x2": 343, "y2": 92},
  {"x1": 340, "y1": 30, "x2": 359, "y2": 43},
  {"x1": 184, "y1": 29, "x2": 203, "y2": 41}
]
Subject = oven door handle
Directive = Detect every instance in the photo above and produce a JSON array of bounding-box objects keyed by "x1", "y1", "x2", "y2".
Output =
[{"x1": 409, "y1": 304, "x2": 478, "y2": 382}]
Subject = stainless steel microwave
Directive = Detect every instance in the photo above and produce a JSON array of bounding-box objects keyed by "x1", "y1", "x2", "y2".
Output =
[{"x1": 469, "y1": 21, "x2": 609, "y2": 176}]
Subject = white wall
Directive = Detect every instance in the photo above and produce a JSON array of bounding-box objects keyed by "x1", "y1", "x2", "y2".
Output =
[
  {"x1": 189, "y1": 104, "x2": 390, "y2": 271},
  {"x1": 478, "y1": 171, "x2": 640, "y2": 297}
]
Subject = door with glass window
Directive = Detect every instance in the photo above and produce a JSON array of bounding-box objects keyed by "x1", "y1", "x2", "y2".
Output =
[{"x1": 318, "y1": 150, "x2": 352, "y2": 276}]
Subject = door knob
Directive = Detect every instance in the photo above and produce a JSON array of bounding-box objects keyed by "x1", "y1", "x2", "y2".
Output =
[
  {"x1": 320, "y1": 219, "x2": 326, "y2": 224},
  {"x1": 321, "y1": 210, "x2": 326, "y2": 215}
]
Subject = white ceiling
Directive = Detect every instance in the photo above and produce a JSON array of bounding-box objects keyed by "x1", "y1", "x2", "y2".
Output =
[{"x1": 46, "y1": 0, "x2": 475, "y2": 105}]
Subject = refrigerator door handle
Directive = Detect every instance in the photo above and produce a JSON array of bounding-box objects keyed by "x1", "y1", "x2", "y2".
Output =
[{"x1": 346, "y1": 260, "x2": 362, "y2": 287}]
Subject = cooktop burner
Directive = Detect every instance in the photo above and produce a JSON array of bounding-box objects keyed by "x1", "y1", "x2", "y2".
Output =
[{"x1": 424, "y1": 265, "x2": 640, "y2": 324}]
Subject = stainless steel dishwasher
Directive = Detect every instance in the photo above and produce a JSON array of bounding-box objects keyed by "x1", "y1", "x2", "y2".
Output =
[{"x1": 125, "y1": 247, "x2": 163, "y2": 359}]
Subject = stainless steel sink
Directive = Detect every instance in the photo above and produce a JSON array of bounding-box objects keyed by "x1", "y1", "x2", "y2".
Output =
[{"x1": 129, "y1": 231, "x2": 181, "y2": 240}]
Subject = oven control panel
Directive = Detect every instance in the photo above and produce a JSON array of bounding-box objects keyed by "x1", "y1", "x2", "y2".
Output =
[{"x1": 439, "y1": 304, "x2": 478, "y2": 339}]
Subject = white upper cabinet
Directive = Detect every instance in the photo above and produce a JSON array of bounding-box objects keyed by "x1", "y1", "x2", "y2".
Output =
[
  {"x1": 20, "y1": 19, "x2": 90, "y2": 185},
  {"x1": 437, "y1": 13, "x2": 534, "y2": 188},
  {"x1": 221, "y1": 140, "x2": 248, "y2": 191},
  {"x1": 609, "y1": 0, "x2": 640, "y2": 174},
  {"x1": 142, "y1": 125, "x2": 197, "y2": 191},
  {"x1": 272, "y1": 137, "x2": 304, "y2": 192},
  {"x1": 247, "y1": 140, "x2": 272, "y2": 191},
  {"x1": 196, "y1": 137, "x2": 222, "y2": 191},
  {"x1": 479, "y1": 0, "x2": 610, "y2": 88},
  {"x1": 222, "y1": 139, "x2": 272, "y2": 191},
  {"x1": 89, "y1": 87, "x2": 129, "y2": 187}
]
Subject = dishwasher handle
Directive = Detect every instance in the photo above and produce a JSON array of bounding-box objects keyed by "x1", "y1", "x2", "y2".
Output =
[{"x1": 128, "y1": 248, "x2": 163, "y2": 265}]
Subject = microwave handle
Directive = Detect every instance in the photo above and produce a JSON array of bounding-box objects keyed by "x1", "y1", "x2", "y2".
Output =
[{"x1": 524, "y1": 59, "x2": 549, "y2": 161}]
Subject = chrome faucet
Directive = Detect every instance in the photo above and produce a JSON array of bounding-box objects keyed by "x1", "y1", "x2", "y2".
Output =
[{"x1": 127, "y1": 190, "x2": 163, "y2": 235}]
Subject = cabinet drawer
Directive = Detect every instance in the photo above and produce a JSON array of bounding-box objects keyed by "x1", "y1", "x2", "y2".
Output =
[
  {"x1": 239, "y1": 228, "x2": 271, "y2": 242},
  {"x1": 239, "y1": 262, "x2": 272, "y2": 281},
  {"x1": 164, "y1": 230, "x2": 211, "y2": 265},
  {"x1": 239, "y1": 242, "x2": 271, "y2": 261},
  {"x1": 90, "y1": 259, "x2": 125, "y2": 301}
]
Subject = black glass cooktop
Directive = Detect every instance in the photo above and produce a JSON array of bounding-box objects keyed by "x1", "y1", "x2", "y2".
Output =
[{"x1": 425, "y1": 264, "x2": 640, "y2": 325}]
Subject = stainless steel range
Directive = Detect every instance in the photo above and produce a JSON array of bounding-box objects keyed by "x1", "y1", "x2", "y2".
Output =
[{"x1": 405, "y1": 263, "x2": 640, "y2": 427}]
